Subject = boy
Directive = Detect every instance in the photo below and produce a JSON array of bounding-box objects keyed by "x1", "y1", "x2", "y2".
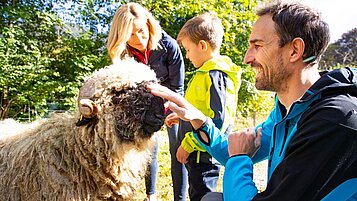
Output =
[{"x1": 166, "y1": 11, "x2": 241, "y2": 200}]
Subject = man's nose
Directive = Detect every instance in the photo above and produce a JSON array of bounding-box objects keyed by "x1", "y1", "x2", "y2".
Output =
[{"x1": 243, "y1": 47, "x2": 254, "y2": 65}]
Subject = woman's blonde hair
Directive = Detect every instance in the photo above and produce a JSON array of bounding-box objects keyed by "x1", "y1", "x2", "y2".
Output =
[{"x1": 107, "y1": 2, "x2": 162, "y2": 62}]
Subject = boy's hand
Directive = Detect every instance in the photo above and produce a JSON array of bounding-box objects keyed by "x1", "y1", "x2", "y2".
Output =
[
  {"x1": 176, "y1": 145, "x2": 189, "y2": 164},
  {"x1": 165, "y1": 113, "x2": 179, "y2": 127}
]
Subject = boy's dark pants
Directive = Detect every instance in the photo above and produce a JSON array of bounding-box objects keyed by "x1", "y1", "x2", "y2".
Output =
[{"x1": 185, "y1": 151, "x2": 221, "y2": 201}]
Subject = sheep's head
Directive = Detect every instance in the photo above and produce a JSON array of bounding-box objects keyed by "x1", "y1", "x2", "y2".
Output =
[{"x1": 76, "y1": 59, "x2": 165, "y2": 141}]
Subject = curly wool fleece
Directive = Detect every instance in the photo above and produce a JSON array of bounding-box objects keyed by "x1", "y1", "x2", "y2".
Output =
[{"x1": 0, "y1": 59, "x2": 165, "y2": 201}]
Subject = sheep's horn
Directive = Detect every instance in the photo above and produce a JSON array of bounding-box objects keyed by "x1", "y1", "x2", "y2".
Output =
[{"x1": 79, "y1": 99, "x2": 98, "y2": 118}]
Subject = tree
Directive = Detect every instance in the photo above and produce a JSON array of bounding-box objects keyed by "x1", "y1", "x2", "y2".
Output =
[
  {"x1": 321, "y1": 28, "x2": 357, "y2": 69},
  {"x1": 1, "y1": 0, "x2": 273, "y2": 121},
  {"x1": 0, "y1": 1, "x2": 110, "y2": 120}
]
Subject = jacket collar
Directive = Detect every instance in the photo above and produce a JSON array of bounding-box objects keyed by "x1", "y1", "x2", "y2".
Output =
[
  {"x1": 277, "y1": 67, "x2": 357, "y2": 120},
  {"x1": 148, "y1": 32, "x2": 166, "y2": 64},
  {"x1": 301, "y1": 67, "x2": 357, "y2": 102}
]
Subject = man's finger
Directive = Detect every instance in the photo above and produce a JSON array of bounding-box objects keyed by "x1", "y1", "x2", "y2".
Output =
[
  {"x1": 168, "y1": 102, "x2": 187, "y2": 119},
  {"x1": 254, "y1": 127, "x2": 263, "y2": 148},
  {"x1": 147, "y1": 83, "x2": 170, "y2": 99}
]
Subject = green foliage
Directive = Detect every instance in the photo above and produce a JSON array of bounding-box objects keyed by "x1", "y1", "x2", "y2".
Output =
[
  {"x1": 0, "y1": 3, "x2": 110, "y2": 120},
  {"x1": 321, "y1": 28, "x2": 357, "y2": 70},
  {"x1": 1, "y1": 7, "x2": 59, "y2": 119},
  {"x1": 1, "y1": 0, "x2": 273, "y2": 121},
  {"x1": 236, "y1": 67, "x2": 274, "y2": 117}
]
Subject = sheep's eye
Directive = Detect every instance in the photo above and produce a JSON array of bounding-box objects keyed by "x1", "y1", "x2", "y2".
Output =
[
  {"x1": 90, "y1": 97, "x2": 98, "y2": 102},
  {"x1": 112, "y1": 88, "x2": 126, "y2": 96}
]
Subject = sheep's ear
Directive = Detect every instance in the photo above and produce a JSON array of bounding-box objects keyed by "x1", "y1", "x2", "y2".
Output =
[{"x1": 79, "y1": 99, "x2": 99, "y2": 118}]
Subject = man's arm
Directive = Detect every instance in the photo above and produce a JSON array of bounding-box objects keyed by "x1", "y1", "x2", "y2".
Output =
[{"x1": 224, "y1": 104, "x2": 357, "y2": 201}]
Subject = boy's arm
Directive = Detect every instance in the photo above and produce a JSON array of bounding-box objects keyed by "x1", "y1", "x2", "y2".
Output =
[
  {"x1": 181, "y1": 132, "x2": 206, "y2": 153},
  {"x1": 207, "y1": 70, "x2": 228, "y2": 130},
  {"x1": 176, "y1": 145, "x2": 190, "y2": 164},
  {"x1": 180, "y1": 70, "x2": 228, "y2": 156},
  {"x1": 179, "y1": 70, "x2": 228, "y2": 153}
]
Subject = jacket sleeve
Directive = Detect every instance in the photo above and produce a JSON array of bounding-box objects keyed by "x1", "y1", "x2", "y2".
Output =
[
  {"x1": 208, "y1": 70, "x2": 227, "y2": 130},
  {"x1": 181, "y1": 70, "x2": 229, "y2": 153},
  {"x1": 223, "y1": 99, "x2": 357, "y2": 201},
  {"x1": 190, "y1": 107, "x2": 275, "y2": 200},
  {"x1": 224, "y1": 155, "x2": 258, "y2": 201},
  {"x1": 193, "y1": 118, "x2": 230, "y2": 165},
  {"x1": 181, "y1": 132, "x2": 206, "y2": 153},
  {"x1": 191, "y1": 119, "x2": 265, "y2": 200},
  {"x1": 192, "y1": 104, "x2": 276, "y2": 166},
  {"x1": 164, "y1": 35, "x2": 185, "y2": 96},
  {"x1": 251, "y1": 102, "x2": 357, "y2": 201}
]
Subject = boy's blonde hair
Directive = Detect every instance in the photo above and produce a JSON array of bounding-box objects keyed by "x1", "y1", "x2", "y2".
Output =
[
  {"x1": 177, "y1": 11, "x2": 224, "y2": 51},
  {"x1": 107, "y1": 2, "x2": 162, "y2": 62}
]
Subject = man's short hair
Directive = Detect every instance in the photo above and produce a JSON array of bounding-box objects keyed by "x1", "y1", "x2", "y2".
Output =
[{"x1": 257, "y1": 1, "x2": 330, "y2": 63}]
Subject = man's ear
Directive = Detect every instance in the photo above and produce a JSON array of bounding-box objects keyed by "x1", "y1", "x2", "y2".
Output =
[
  {"x1": 289, "y1": 37, "x2": 305, "y2": 63},
  {"x1": 199, "y1": 40, "x2": 208, "y2": 51}
]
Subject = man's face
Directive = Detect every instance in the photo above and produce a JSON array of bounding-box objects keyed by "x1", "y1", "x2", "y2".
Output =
[{"x1": 244, "y1": 15, "x2": 293, "y2": 93}]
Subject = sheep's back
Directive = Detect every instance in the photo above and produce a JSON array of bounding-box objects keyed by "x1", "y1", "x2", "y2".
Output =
[
  {"x1": 0, "y1": 113, "x2": 92, "y2": 200},
  {"x1": 0, "y1": 112, "x2": 156, "y2": 200}
]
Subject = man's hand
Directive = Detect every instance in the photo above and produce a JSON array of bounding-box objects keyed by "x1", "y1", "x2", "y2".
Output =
[
  {"x1": 147, "y1": 83, "x2": 207, "y2": 129},
  {"x1": 228, "y1": 127, "x2": 262, "y2": 158}
]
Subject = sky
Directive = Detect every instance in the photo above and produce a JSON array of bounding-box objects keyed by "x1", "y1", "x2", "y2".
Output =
[{"x1": 298, "y1": 0, "x2": 357, "y2": 43}]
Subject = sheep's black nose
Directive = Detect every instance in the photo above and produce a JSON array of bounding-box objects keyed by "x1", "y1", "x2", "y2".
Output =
[{"x1": 142, "y1": 96, "x2": 165, "y2": 134}]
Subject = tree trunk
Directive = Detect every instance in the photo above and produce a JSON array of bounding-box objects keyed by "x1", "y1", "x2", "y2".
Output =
[{"x1": 0, "y1": 91, "x2": 13, "y2": 120}]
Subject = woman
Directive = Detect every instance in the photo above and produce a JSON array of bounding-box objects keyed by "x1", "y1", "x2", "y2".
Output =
[{"x1": 107, "y1": 3, "x2": 187, "y2": 201}]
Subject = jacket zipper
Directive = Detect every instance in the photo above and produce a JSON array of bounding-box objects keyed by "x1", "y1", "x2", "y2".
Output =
[
  {"x1": 268, "y1": 125, "x2": 277, "y2": 168},
  {"x1": 279, "y1": 119, "x2": 290, "y2": 156}
]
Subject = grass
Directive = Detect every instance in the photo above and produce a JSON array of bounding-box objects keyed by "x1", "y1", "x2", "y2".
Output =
[{"x1": 133, "y1": 115, "x2": 268, "y2": 200}]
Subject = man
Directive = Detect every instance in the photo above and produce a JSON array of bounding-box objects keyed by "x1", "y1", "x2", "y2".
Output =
[{"x1": 148, "y1": 1, "x2": 357, "y2": 201}]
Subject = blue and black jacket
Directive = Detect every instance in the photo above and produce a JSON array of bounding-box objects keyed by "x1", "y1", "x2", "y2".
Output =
[{"x1": 194, "y1": 67, "x2": 357, "y2": 200}]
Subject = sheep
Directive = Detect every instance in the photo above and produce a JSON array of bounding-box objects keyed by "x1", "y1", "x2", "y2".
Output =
[
  {"x1": 0, "y1": 59, "x2": 165, "y2": 201},
  {"x1": 0, "y1": 118, "x2": 40, "y2": 138}
]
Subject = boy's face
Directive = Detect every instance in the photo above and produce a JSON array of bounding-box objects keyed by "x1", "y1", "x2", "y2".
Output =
[{"x1": 181, "y1": 38, "x2": 207, "y2": 68}]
